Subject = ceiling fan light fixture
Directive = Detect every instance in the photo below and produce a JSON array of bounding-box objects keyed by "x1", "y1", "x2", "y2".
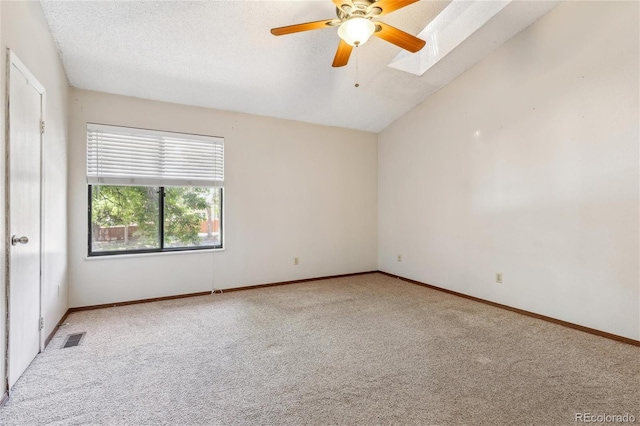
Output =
[{"x1": 338, "y1": 17, "x2": 375, "y2": 47}]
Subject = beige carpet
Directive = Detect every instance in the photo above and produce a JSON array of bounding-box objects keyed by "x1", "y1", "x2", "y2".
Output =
[{"x1": 0, "y1": 273, "x2": 638, "y2": 425}]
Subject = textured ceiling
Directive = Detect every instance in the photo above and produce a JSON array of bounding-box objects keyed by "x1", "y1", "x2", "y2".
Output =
[{"x1": 40, "y1": 1, "x2": 549, "y2": 132}]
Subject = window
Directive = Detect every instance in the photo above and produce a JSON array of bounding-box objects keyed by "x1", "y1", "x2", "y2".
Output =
[{"x1": 87, "y1": 124, "x2": 224, "y2": 256}]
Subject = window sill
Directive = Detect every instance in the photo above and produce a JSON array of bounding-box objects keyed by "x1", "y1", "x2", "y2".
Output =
[{"x1": 85, "y1": 247, "x2": 225, "y2": 261}]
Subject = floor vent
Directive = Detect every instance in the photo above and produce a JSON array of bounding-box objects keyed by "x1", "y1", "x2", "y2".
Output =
[{"x1": 62, "y1": 332, "x2": 85, "y2": 348}]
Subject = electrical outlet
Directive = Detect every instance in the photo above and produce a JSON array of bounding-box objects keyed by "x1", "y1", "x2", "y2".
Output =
[
  {"x1": 496, "y1": 273, "x2": 503, "y2": 284},
  {"x1": 294, "y1": 257, "x2": 299, "y2": 266},
  {"x1": 397, "y1": 254, "x2": 402, "y2": 262}
]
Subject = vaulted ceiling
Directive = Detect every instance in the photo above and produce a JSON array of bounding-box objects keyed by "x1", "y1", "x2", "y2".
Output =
[{"x1": 40, "y1": 1, "x2": 558, "y2": 132}]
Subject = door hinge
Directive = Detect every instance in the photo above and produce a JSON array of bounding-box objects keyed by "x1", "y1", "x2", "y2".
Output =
[
  {"x1": 39, "y1": 317, "x2": 44, "y2": 330},
  {"x1": 40, "y1": 120, "x2": 45, "y2": 134}
]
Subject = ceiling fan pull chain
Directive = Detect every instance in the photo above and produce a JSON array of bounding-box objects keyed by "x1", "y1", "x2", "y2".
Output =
[{"x1": 355, "y1": 47, "x2": 360, "y2": 88}]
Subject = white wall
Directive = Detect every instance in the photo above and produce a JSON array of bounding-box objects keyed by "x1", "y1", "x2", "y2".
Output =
[
  {"x1": 1, "y1": 1, "x2": 69, "y2": 392},
  {"x1": 68, "y1": 89, "x2": 378, "y2": 307},
  {"x1": 0, "y1": 0, "x2": 5, "y2": 396},
  {"x1": 378, "y1": 1, "x2": 639, "y2": 340}
]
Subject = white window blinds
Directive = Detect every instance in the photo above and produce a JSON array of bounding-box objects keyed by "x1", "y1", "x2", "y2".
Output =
[{"x1": 87, "y1": 124, "x2": 224, "y2": 187}]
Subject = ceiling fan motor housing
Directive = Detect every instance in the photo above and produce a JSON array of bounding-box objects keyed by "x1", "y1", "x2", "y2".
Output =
[{"x1": 336, "y1": 0, "x2": 382, "y2": 21}]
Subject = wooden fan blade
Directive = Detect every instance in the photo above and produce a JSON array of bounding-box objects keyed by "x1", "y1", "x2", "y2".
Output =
[
  {"x1": 332, "y1": 39, "x2": 353, "y2": 67},
  {"x1": 373, "y1": 21, "x2": 425, "y2": 53},
  {"x1": 369, "y1": 0, "x2": 420, "y2": 16},
  {"x1": 271, "y1": 19, "x2": 336, "y2": 36}
]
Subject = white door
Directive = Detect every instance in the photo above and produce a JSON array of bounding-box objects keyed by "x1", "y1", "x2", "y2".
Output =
[{"x1": 7, "y1": 52, "x2": 45, "y2": 389}]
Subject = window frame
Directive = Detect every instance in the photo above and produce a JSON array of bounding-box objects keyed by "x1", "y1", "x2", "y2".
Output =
[{"x1": 87, "y1": 184, "x2": 224, "y2": 257}]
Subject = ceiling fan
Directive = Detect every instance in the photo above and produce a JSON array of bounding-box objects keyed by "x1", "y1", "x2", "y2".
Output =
[{"x1": 270, "y1": 0, "x2": 426, "y2": 68}]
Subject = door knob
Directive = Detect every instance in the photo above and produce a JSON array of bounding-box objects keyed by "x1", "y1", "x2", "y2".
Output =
[{"x1": 11, "y1": 235, "x2": 29, "y2": 246}]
